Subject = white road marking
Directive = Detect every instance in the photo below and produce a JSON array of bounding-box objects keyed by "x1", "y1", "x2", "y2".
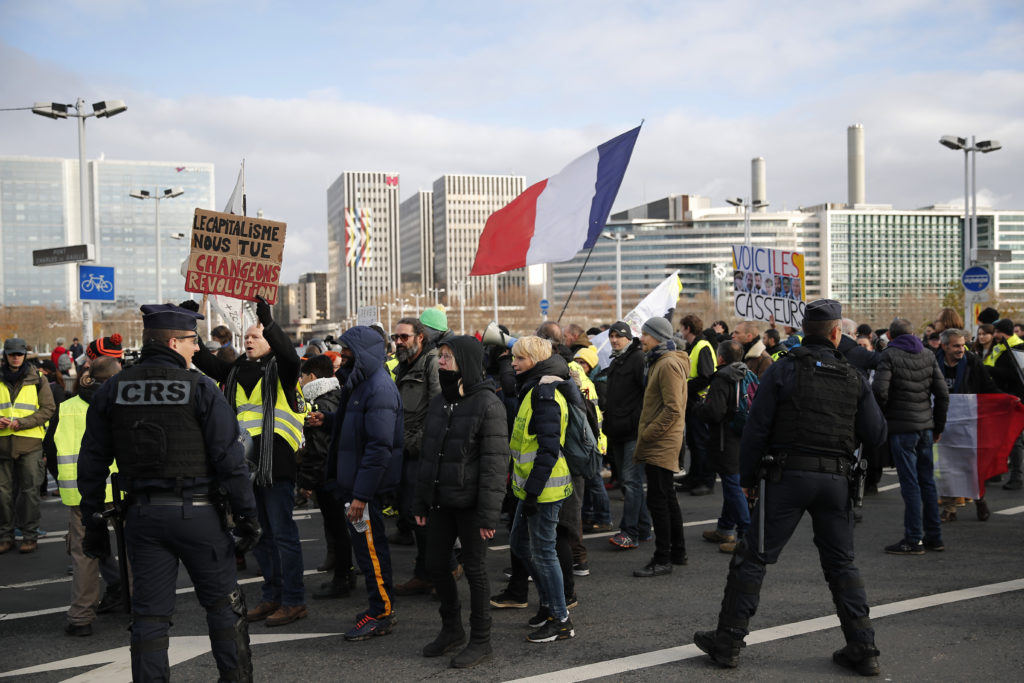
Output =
[
  {"x1": 995, "y1": 504, "x2": 1024, "y2": 516},
  {"x1": 504, "y1": 577, "x2": 1024, "y2": 682},
  {"x1": 488, "y1": 518, "x2": 719, "y2": 552}
]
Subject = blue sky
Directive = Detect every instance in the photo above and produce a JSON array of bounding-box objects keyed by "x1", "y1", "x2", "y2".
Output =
[{"x1": 1, "y1": 0, "x2": 1022, "y2": 280}]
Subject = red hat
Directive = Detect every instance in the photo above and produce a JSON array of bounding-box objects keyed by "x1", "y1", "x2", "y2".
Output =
[{"x1": 87, "y1": 333, "x2": 123, "y2": 359}]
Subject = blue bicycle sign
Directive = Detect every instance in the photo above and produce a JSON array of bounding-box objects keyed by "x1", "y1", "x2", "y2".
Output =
[{"x1": 79, "y1": 265, "x2": 115, "y2": 301}]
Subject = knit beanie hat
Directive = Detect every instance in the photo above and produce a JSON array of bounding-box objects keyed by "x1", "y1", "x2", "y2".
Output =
[
  {"x1": 641, "y1": 317, "x2": 674, "y2": 344},
  {"x1": 994, "y1": 319, "x2": 1014, "y2": 336},
  {"x1": 87, "y1": 333, "x2": 124, "y2": 359},
  {"x1": 573, "y1": 346, "x2": 599, "y2": 370},
  {"x1": 421, "y1": 306, "x2": 448, "y2": 332},
  {"x1": 978, "y1": 307, "x2": 1000, "y2": 325}
]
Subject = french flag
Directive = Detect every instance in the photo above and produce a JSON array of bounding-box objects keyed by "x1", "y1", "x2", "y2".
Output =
[
  {"x1": 935, "y1": 393, "x2": 1024, "y2": 499},
  {"x1": 470, "y1": 126, "x2": 641, "y2": 276}
]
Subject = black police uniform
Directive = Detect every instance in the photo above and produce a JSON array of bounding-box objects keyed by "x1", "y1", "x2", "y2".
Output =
[
  {"x1": 78, "y1": 305, "x2": 259, "y2": 683},
  {"x1": 695, "y1": 300, "x2": 887, "y2": 673}
]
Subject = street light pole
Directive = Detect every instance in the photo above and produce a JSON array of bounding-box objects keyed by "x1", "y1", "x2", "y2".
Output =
[
  {"x1": 32, "y1": 98, "x2": 127, "y2": 342},
  {"x1": 601, "y1": 230, "x2": 636, "y2": 321},
  {"x1": 130, "y1": 188, "x2": 184, "y2": 304}
]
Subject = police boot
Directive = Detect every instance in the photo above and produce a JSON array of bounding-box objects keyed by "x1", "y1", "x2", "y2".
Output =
[
  {"x1": 451, "y1": 615, "x2": 492, "y2": 669},
  {"x1": 833, "y1": 642, "x2": 880, "y2": 676},
  {"x1": 422, "y1": 605, "x2": 466, "y2": 657},
  {"x1": 694, "y1": 629, "x2": 745, "y2": 668}
]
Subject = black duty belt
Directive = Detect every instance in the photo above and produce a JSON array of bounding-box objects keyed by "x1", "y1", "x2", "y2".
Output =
[
  {"x1": 780, "y1": 454, "x2": 850, "y2": 476},
  {"x1": 131, "y1": 492, "x2": 213, "y2": 507}
]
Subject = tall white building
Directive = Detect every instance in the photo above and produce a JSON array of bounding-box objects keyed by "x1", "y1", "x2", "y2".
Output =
[
  {"x1": 326, "y1": 171, "x2": 402, "y2": 321},
  {"x1": 0, "y1": 156, "x2": 214, "y2": 310},
  {"x1": 399, "y1": 190, "x2": 433, "y2": 293},
  {"x1": 431, "y1": 174, "x2": 526, "y2": 303}
]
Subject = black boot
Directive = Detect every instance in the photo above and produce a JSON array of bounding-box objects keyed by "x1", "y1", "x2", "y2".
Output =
[
  {"x1": 451, "y1": 616, "x2": 492, "y2": 668},
  {"x1": 833, "y1": 642, "x2": 880, "y2": 676},
  {"x1": 422, "y1": 606, "x2": 466, "y2": 657},
  {"x1": 694, "y1": 630, "x2": 744, "y2": 668}
]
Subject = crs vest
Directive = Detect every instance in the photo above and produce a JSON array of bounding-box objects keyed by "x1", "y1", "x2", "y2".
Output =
[
  {"x1": 688, "y1": 339, "x2": 716, "y2": 399},
  {"x1": 509, "y1": 386, "x2": 573, "y2": 503},
  {"x1": 0, "y1": 377, "x2": 46, "y2": 439},
  {"x1": 768, "y1": 346, "x2": 861, "y2": 459},
  {"x1": 110, "y1": 365, "x2": 210, "y2": 482},
  {"x1": 54, "y1": 395, "x2": 117, "y2": 506}
]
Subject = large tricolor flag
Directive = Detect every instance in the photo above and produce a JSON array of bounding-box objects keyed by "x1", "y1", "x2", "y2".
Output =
[
  {"x1": 469, "y1": 126, "x2": 641, "y2": 276},
  {"x1": 935, "y1": 393, "x2": 1024, "y2": 499}
]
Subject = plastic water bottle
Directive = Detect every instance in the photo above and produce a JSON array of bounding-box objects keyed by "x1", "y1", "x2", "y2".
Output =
[{"x1": 345, "y1": 502, "x2": 369, "y2": 533}]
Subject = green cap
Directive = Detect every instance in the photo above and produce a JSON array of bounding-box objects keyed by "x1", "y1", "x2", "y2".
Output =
[{"x1": 420, "y1": 306, "x2": 448, "y2": 332}]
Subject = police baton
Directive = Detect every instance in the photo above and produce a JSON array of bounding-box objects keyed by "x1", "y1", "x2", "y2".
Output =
[{"x1": 757, "y1": 455, "x2": 774, "y2": 555}]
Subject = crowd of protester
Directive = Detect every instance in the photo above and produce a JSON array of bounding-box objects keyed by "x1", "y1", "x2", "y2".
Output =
[{"x1": 3, "y1": 298, "x2": 1023, "y2": 672}]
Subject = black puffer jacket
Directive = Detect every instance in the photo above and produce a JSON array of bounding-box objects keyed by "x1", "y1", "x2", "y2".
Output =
[
  {"x1": 696, "y1": 361, "x2": 746, "y2": 476},
  {"x1": 602, "y1": 339, "x2": 645, "y2": 440},
  {"x1": 413, "y1": 336, "x2": 510, "y2": 530},
  {"x1": 872, "y1": 334, "x2": 949, "y2": 435}
]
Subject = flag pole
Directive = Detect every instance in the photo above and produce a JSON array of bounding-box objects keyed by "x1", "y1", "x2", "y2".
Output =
[{"x1": 555, "y1": 242, "x2": 597, "y2": 324}]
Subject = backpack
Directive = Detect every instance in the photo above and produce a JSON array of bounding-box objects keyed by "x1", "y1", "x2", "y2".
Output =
[
  {"x1": 728, "y1": 369, "x2": 760, "y2": 435},
  {"x1": 534, "y1": 380, "x2": 602, "y2": 479}
]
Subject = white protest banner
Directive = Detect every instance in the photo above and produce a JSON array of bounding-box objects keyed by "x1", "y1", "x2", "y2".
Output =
[
  {"x1": 732, "y1": 245, "x2": 805, "y2": 327},
  {"x1": 593, "y1": 271, "x2": 682, "y2": 369},
  {"x1": 357, "y1": 306, "x2": 379, "y2": 326},
  {"x1": 185, "y1": 208, "x2": 287, "y2": 304}
]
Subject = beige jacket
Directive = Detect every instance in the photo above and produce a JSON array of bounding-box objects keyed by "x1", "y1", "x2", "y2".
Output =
[{"x1": 634, "y1": 348, "x2": 690, "y2": 472}]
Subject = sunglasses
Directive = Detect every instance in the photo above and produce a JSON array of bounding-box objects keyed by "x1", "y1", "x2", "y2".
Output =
[{"x1": 390, "y1": 333, "x2": 413, "y2": 341}]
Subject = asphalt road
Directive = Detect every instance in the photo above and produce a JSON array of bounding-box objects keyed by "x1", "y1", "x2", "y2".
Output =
[{"x1": 2, "y1": 470, "x2": 1024, "y2": 682}]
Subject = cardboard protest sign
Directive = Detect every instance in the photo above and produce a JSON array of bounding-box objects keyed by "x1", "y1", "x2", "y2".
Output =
[
  {"x1": 185, "y1": 208, "x2": 286, "y2": 305},
  {"x1": 731, "y1": 245, "x2": 805, "y2": 327}
]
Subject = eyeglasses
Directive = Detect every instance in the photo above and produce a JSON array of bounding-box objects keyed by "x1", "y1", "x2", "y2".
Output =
[
  {"x1": 174, "y1": 334, "x2": 200, "y2": 345},
  {"x1": 438, "y1": 352, "x2": 455, "y2": 362},
  {"x1": 390, "y1": 333, "x2": 413, "y2": 341}
]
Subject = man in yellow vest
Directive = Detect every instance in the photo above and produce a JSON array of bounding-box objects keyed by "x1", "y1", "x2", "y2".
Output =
[
  {"x1": 0, "y1": 338, "x2": 56, "y2": 554},
  {"x1": 988, "y1": 318, "x2": 1024, "y2": 489},
  {"x1": 677, "y1": 314, "x2": 717, "y2": 497},
  {"x1": 43, "y1": 357, "x2": 122, "y2": 636},
  {"x1": 193, "y1": 296, "x2": 308, "y2": 626}
]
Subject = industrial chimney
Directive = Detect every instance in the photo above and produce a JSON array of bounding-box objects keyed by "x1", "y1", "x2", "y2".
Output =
[
  {"x1": 751, "y1": 157, "x2": 767, "y2": 212},
  {"x1": 847, "y1": 124, "x2": 865, "y2": 206}
]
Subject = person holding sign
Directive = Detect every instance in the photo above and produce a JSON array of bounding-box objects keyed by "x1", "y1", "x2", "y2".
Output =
[{"x1": 192, "y1": 296, "x2": 308, "y2": 628}]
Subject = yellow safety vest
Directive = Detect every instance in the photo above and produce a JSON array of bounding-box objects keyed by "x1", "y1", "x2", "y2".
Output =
[
  {"x1": 386, "y1": 357, "x2": 399, "y2": 381},
  {"x1": 688, "y1": 339, "x2": 716, "y2": 399},
  {"x1": 985, "y1": 334, "x2": 1022, "y2": 367},
  {"x1": 509, "y1": 387, "x2": 573, "y2": 503},
  {"x1": 54, "y1": 395, "x2": 116, "y2": 506},
  {"x1": 568, "y1": 361, "x2": 607, "y2": 454},
  {"x1": 769, "y1": 347, "x2": 788, "y2": 362},
  {"x1": 0, "y1": 379, "x2": 46, "y2": 439},
  {"x1": 235, "y1": 378, "x2": 306, "y2": 452}
]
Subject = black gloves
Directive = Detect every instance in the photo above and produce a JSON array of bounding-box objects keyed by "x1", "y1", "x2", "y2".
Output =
[
  {"x1": 83, "y1": 517, "x2": 112, "y2": 559},
  {"x1": 522, "y1": 493, "x2": 539, "y2": 517},
  {"x1": 234, "y1": 515, "x2": 262, "y2": 554},
  {"x1": 255, "y1": 295, "x2": 273, "y2": 326}
]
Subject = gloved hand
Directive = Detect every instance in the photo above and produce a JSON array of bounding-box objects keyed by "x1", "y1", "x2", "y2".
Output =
[
  {"x1": 522, "y1": 493, "x2": 539, "y2": 517},
  {"x1": 83, "y1": 517, "x2": 112, "y2": 559},
  {"x1": 254, "y1": 295, "x2": 273, "y2": 326},
  {"x1": 233, "y1": 515, "x2": 262, "y2": 554}
]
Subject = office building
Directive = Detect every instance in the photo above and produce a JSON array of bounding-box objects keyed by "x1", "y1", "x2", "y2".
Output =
[
  {"x1": 399, "y1": 190, "x2": 433, "y2": 292},
  {"x1": 326, "y1": 171, "x2": 402, "y2": 321},
  {"x1": 0, "y1": 156, "x2": 214, "y2": 310}
]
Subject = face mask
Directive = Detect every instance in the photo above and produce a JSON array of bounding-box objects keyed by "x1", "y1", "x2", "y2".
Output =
[{"x1": 438, "y1": 369, "x2": 462, "y2": 403}]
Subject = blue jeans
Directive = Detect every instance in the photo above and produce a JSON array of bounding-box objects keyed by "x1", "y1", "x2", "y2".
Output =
[
  {"x1": 253, "y1": 479, "x2": 305, "y2": 606},
  {"x1": 581, "y1": 469, "x2": 612, "y2": 526},
  {"x1": 509, "y1": 498, "x2": 567, "y2": 620},
  {"x1": 608, "y1": 439, "x2": 651, "y2": 539},
  {"x1": 890, "y1": 430, "x2": 941, "y2": 543},
  {"x1": 717, "y1": 473, "x2": 750, "y2": 536}
]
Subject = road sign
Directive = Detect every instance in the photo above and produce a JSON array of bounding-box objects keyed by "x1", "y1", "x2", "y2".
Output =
[
  {"x1": 962, "y1": 266, "x2": 991, "y2": 293},
  {"x1": 79, "y1": 265, "x2": 115, "y2": 301},
  {"x1": 974, "y1": 248, "x2": 1012, "y2": 263},
  {"x1": 33, "y1": 244, "x2": 94, "y2": 266},
  {"x1": 539, "y1": 298, "x2": 550, "y2": 313}
]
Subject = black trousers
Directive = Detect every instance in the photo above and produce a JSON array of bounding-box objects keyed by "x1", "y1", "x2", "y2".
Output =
[
  {"x1": 425, "y1": 508, "x2": 491, "y2": 639},
  {"x1": 644, "y1": 464, "x2": 685, "y2": 563},
  {"x1": 717, "y1": 470, "x2": 875, "y2": 645},
  {"x1": 317, "y1": 486, "x2": 353, "y2": 584}
]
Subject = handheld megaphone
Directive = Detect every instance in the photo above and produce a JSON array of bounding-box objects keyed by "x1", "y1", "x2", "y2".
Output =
[{"x1": 482, "y1": 321, "x2": 517, "y2": 349}]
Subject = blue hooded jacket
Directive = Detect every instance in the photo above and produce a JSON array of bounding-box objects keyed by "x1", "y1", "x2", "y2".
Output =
[{"x1": 324, "y1": 326, "x2": 403, "y2": 502}]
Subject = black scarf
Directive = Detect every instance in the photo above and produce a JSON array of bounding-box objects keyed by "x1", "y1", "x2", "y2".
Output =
[
  {"x1": 2, "y1": 360, "x2": 29, "y2": 386},
  {"x1": 438, "y1": 369, "x2": 462, "y2": 404}
]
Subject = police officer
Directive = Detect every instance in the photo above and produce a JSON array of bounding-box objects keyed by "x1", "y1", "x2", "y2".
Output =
[
  {"x1": 78, "y1": 304, "x2": 261, "y2": 682},
  {"x1": 694, "y1": 299, "x2": 887, "y2": 676}
]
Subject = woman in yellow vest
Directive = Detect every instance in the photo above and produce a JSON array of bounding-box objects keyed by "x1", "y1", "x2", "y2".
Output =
[
  {"x1": 507, "y1": 335, "x2": 576, "y2": 643},
  {"x1": 43, "y1": 358, "x2": 123, "y2": 635}
]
